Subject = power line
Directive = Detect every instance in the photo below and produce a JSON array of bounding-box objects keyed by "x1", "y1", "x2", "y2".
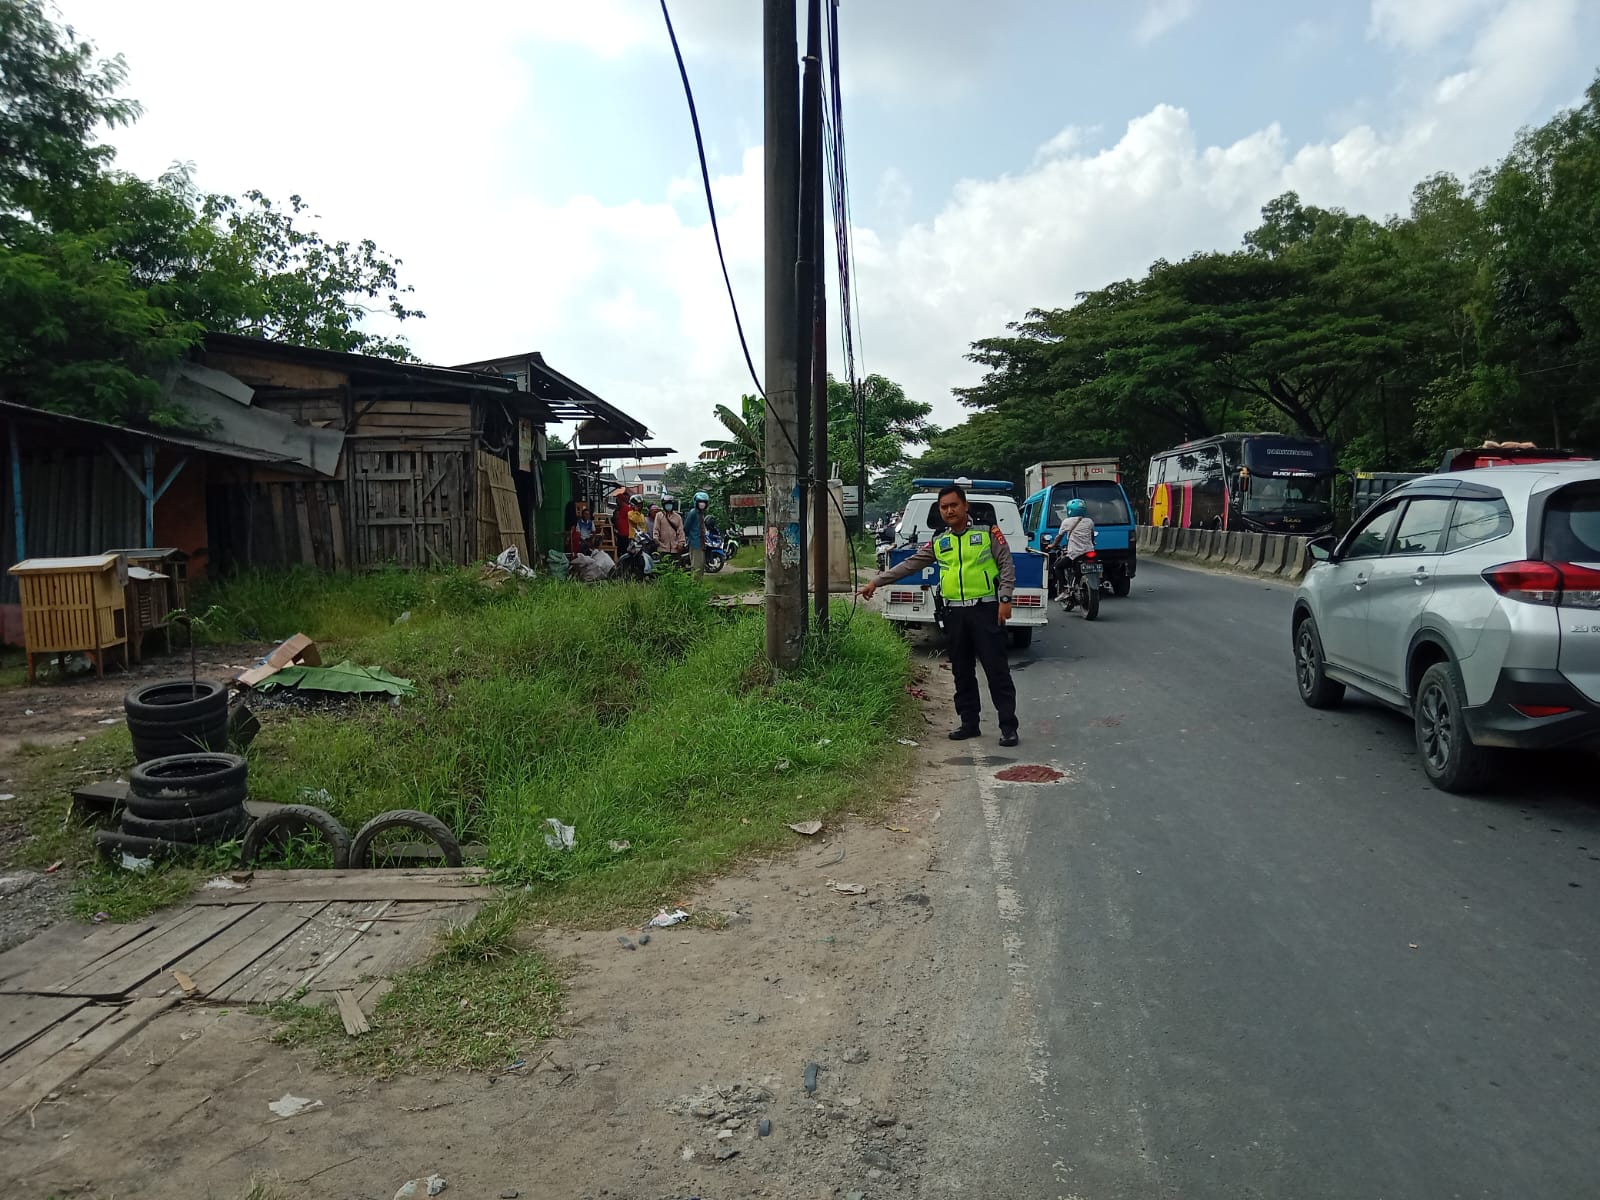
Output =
[{"x1": 658, "y1": 0, "x2": 765, "y2": 400}]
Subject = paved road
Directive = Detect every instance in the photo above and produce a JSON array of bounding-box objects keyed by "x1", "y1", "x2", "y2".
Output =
[{"x1": 941, "y1": 558, "x2": 1600, "y2": 1199}]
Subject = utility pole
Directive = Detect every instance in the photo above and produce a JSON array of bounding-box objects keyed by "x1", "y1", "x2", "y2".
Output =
[
  {"x1": 763, "y1": 0, "x2": 803, "y2": 669},
  {"x1": 800, "y1": 0, "x2": 828, "y2": 630}
]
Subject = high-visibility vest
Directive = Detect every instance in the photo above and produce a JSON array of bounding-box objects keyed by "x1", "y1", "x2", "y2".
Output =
[{"x1": 931, "y1": 525, "x2": 999, "y2": 601}]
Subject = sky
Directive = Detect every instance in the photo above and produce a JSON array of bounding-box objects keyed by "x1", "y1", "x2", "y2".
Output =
[{"x1": 56, "y1": 0, "x2": 1600, "y2": 464}]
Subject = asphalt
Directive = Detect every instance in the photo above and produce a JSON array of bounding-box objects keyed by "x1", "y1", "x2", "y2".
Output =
[{"x1": 953, "y1": 557, "x2": 1600, "y2": 1200}]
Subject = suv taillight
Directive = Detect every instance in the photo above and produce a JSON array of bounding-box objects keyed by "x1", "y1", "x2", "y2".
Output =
[{"x1": 1484, "y1": 561, "x2": 1600, "y2": 608}]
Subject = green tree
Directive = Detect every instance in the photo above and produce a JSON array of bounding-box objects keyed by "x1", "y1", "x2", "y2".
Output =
[{"x1": 0, "y1": 0, "x2": 425, "y2": 424}]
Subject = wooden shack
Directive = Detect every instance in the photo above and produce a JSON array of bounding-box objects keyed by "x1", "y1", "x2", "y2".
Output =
[{"x1": 194, "y1": 336, "x2": 580, "y2": 572}]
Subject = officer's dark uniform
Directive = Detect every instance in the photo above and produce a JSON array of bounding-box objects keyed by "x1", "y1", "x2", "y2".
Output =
[{"x1": 870, "y1": 521, "x2": 1019, "y2": 741}]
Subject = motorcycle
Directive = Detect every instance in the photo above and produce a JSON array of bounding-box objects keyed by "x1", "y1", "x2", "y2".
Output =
[
  {"x1": 1046, "y1": 537, "x2": 1101, "y2": 620},
  {"x1": 615, "y1": 534, "x2": 657, "y2": 582},
  {"x1": 703, "y1": 531, "x2": 730, "y2": 574},
  {"x1": 1061, "y1": 550, "x2": 1102, "y2": 620}
]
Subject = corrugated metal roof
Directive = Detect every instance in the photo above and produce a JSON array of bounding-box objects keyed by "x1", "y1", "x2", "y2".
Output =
[{"x1": 0, "y1": 400, "x2": 297, "y2": 465}]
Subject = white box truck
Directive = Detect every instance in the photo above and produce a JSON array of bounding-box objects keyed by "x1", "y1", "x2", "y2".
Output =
[{"x1": 1024, "y1": 458, "x2": 1121, "y2": 496}]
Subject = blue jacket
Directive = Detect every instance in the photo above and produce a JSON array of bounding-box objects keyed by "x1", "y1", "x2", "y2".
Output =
[{"x1": 684, "y1": 507, "x2": 706, "y2": 550}]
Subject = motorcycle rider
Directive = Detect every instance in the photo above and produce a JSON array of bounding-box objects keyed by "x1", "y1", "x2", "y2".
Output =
[
  {"x1": 627, "y1": 494, "x2": 649, "y2": 544},
  {"x1": 1046, "y1": 498, "x2": 1096, "y2": 602},
  {"x1": 654, "y1": 496, "x2": 687, "y2": 554},
  {"x1": 685, "y1": 490, "x2": 712, "y2": 576}
]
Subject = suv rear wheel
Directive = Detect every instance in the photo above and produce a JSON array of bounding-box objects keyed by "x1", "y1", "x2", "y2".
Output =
[
  {"x1": 1293, "y1": 614, "x2": 1345, "y2": 708},
  {"x1": 1414, "y1": 660, "x2": 1489, "y2": 793}
]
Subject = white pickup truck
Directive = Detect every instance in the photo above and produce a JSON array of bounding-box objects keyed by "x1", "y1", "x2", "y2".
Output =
[{"x1": 875, "y1": 478, "x2": 1049, "y2": 649}]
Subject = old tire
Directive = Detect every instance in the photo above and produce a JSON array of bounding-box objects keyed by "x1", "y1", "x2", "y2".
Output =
[
  {"x1": 130, "y1": 729, "x2": 229, "y2": 762},
  {"x1": 350, "y1": 809, "x2": 463, "y2": 868},
  {"x1": 121, "y1": 806, "x2": 247, "y2": 844},
  {"x1": 124, "y1": 680, "x2": 227, "y2": 724},
  {"x1": 92, "y1": 828, "x2": 206, "y2": 862},
  {"x1": 1293, "y1": 614, "x2": 1345, "y2": 709},
  {"x1": 131, "y1": 753, "x2": 247, "y2": 799},
  {"x1": 125, "y1": 783, "x2": 247, "y2": 821},
  {"x1": 241, "y1": 805, "x2": 353, "y2": 869},
  {"x1": 1008, "y1": 627, "x2": 1034, "y2": 650},
  {"x1": 1414, "y1": 660, "x2": 1490, "y2": 793}
]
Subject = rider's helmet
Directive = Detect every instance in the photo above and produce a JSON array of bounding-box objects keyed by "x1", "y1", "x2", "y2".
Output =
[
  {"x1": 663, "y1": 496, "x2": 678, "y2": 511},
  {"x1": 694, "y1": 490, "x2": 710, "y2": 507},
  {"x1": 629, "y1": 495, "x2": 644, "y2": 508},
  {"x1": 1064, "y1": 499, "x2": 1087, "y2": 518}
]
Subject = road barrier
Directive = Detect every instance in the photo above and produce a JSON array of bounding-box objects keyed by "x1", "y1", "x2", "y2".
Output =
[{"x1": 1138, "y1": 525, "x2": 1314, "y2": 583}]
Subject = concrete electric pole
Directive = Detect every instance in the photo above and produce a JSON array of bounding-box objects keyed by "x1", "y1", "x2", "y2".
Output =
[{"x1": 763, "y1": 0, "x2": 804, "y2": 668}]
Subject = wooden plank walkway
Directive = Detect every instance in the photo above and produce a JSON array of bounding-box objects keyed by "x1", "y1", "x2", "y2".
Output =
[{"x1": 0, "y1": 868, "x2": 484, "y2": 1130}]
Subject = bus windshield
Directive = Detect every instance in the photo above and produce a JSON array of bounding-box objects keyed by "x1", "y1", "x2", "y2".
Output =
[{"x1": 1243, "y1": 474, "x2": 1333, "y2": 515}]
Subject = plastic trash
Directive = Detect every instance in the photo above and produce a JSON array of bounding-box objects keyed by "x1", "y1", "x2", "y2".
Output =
[
  {"x1": 648, "y1": 908, "x2": 690, "y2": 928},
  {"x1": 119, "y1": 853, "x2": 153, "y2": 874},
  {"x1": 496, "y1": 546, "x2": 535, "y2": 578},
  {"x1": 268, "y1": 1093, "x2": 323, "y2": 1118},
  {"x1": 542, "y1": 818, "x2": 576, "y2": 851},
  {"x1": 202, "y1": 876, "x2": 247, "y2": 891},
  {"x1": 786, "y1": 820, "x2": 823, "y2": 836},
  {"x1": 393, "y1": 1176, "x2": 448, "y2": 1199}
]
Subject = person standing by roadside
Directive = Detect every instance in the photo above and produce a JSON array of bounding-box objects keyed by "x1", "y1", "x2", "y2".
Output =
[
  {"x1": 628, "y1": 495, "x2": 649, "y2": 544},
  {"x1": 654, "y1": 496, "x2": 687, "y2": 554},
  {"x1": 684, "y1": 490, "x2": 712, "y2": 576},
  {"x1": 858, "y1": 483, "x2": 1019, "y2": 746}
]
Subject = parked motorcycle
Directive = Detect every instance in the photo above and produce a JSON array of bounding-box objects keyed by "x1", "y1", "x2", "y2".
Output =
[
  {"x1": 703, "y1": 532, "x2": 730, "y2": 574},
  {"x1": 615, "y1": 534, "x2": 657, "y2": 582}
]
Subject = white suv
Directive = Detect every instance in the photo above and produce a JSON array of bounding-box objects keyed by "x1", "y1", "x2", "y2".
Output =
[{"x1": 1291, "y1": 463, "x2": 1600, "y2": 791}]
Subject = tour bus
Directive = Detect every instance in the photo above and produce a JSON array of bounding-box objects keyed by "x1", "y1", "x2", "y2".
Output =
[{"x1": 1146, "y1": 432, "x2": 1337, "y2": 535}]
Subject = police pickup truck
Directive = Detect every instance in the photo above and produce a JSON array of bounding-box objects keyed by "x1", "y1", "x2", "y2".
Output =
[{"x1": 875, "y1": 478, "x2": 1049, "y2": 649}]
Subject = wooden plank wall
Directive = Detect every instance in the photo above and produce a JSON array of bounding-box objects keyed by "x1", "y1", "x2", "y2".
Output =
[
  {"x1": 348, "y1": 399, "x2": 474, "y2": 437},
  {"x1": 222, "y1": 480, "x2": 350, "y2": 572},
  {"x1": 348, "y1": 442, "x2": 471, "y2": 568},
  {"x1": 475, "y1": 452, "x2": 529, "y2": 562}
]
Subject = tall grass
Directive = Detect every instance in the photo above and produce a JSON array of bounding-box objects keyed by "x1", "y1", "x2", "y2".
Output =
[{"x1": 196, "y1": 567, "x2": 913, "y2": 917}]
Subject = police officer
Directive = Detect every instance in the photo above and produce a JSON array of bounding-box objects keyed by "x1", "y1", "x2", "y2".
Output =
[{"x1": 859, "y1": 483, "x2": 1019, "y2": 746}]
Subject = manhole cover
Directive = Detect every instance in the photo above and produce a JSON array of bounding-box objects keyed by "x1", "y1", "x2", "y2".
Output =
[{"x1": 995, "y1": 764, "x2": 1064, "y2": 783}]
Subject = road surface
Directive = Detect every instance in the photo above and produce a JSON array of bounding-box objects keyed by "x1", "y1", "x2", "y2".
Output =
[{"x1": 919, "y1": 558, "x2": 1600, "y2": 1199}]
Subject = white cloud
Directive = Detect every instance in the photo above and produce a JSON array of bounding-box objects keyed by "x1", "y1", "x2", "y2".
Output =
[
  {"x1": 1135, "y1": 0, "x2": 1199, "y2": 45},
  {"x1": 48, "y1": 0, "x2": 1592, "y2": 458},
  {"x1": 1368, "y1": 0, "x2": 1498, "y2": 51}
]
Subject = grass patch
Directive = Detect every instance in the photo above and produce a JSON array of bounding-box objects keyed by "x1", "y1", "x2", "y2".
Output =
[
  {"x1": 730, "y1": 542, "x2": 764, "y2": 569},
  {"x1": 206, "y1": 568, "x2": 915, "y2": 926},
  {"x1": 266, "y1": 902, "x2": 562, "y2": 1076},
  {"x1": 1, "y1": 730, "x2": 134, "y2": 871}
]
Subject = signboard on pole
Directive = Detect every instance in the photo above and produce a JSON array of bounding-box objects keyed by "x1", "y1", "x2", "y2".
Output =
[
  {"x1": 840, "y1": 485, "x2": 860, "y2": 518},
  {"x1": 730, "y1": 493, "x2": 766, "y2": 509}
]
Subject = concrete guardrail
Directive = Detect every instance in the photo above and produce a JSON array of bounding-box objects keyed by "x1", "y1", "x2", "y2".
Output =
[{"x1": 1138, "y1": 524, "x2": 1313, "y2": 583}]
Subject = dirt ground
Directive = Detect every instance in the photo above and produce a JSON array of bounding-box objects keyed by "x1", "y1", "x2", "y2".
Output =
[
  {"x1": 0, "y1": 666, "x2": 1048, "y2": 1199},
  {"x1": 0, "y1": 643, "x2": 269, "y2": 758}
]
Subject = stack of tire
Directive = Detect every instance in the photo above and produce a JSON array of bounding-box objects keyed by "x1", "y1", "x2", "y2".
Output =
[
  {"x1": 92, "y1": 753, "x2": 249, "y2": 861},
  {"x1": 125, "y1": 680, "x2": 229, "y2": 762}
]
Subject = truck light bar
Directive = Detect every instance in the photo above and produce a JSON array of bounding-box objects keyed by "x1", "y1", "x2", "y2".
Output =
[{"x1": 911, "y1": 478, "x2": 1014, "y2": 491}]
